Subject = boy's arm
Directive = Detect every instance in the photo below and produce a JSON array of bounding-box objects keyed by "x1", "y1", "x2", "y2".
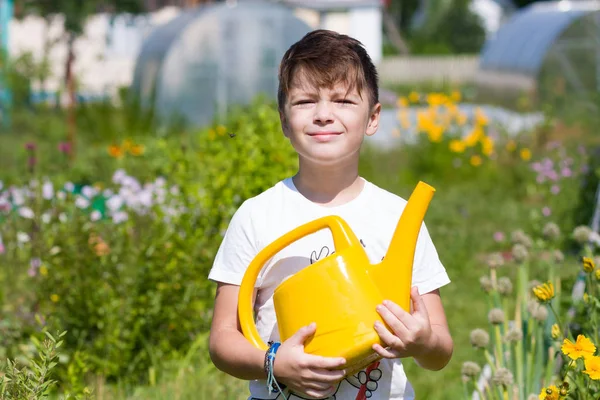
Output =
[
  {"x1": 373, "y1": 287, "x2": 453, "y2": 371},
  {"x1": 412, "y1": 290, "x2": 453, "y2": 371},
  {"x1": 209, "y1": 282, "x2": 267, "y2": 380}
]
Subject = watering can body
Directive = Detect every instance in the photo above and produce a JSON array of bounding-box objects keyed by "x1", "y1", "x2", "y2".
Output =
[{"x1": 238, "y1": 181, "x2": 436, "y2": 375}]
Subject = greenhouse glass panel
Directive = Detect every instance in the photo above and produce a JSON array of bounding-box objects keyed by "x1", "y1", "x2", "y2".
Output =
[
  {"x1": 476, "y1": 0, "x2": 600, "y2": 105},
  {"x1": 131, "y1": 1, "x2": 312, "y2": 127}
]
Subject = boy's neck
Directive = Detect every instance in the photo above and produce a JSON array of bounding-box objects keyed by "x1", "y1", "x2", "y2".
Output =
[{"x1": 292, "y1": 159, "x2": 364, "y2": 207}]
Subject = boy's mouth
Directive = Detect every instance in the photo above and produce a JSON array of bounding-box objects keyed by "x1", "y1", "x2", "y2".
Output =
[{"x1": 307, "y1": 131, "x2": 343, "y2": 142}]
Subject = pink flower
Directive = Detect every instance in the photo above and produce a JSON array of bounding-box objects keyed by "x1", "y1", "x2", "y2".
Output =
[
  {"x1": 493, "y1": 231, "x2": 505, "y2": 242},
  {"x1": 24, "y1": 142, "x2": 36, "y2": 151},
  {"x1": 561, "y1": 167, "x2": 572, "y2": 177},
  {"x1": 551, "y1": 185, "x2": 560, "y2": 195},
  {"x1": 542, "y1": 207, "x2": 552, "y2": 217},
  {"x1": 0, "y1": 242, "x2": 4, "y2": 255},
  {"x1": 58, "y1": 141, "x2": 72, "y2": 154}
]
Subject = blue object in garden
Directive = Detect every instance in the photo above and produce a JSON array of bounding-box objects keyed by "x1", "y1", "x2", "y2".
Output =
[{"x1": 0, "y1": 0, "x2": 13, "y2": 129}]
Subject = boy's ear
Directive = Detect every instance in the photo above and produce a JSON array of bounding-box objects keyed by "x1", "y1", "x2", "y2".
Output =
[
  {"x1": 279, "y1": 110, "x2": 290, "y2": 138},
  {"x1": 365, "y1": 103, "x2": 381, "y2": 137}
]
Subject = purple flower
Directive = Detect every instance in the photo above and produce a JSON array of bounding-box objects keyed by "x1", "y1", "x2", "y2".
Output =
[
  {"x1": 547, "y1": 170, "x2": 558, "y2": 181},
  {"x1": 542, "y1": 207, "x2": 552, "y2": 217},
  {"x1": 24, "y1": 142, "x2": 36, "y2": 151},
  {"x1": 561, "y1": 167, "x2": 572, "y2": 178},
  {"x1": 0, "y1": 242, "x2": 4, "y2": 255},
  {"x1": 536, "y1": 175, "x2": 546, "y2": 184},
  {"x1": 58, "y1": 141, "x2": 72, "y2": 154},
  {"x1": 493, "y1": 231, "x2": 505, "y2": 242},
  {"x1": 551, "y1": 185, "x2": 560, "y2": 195}
]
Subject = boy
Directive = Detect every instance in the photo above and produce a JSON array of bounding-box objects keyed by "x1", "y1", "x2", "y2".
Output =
[{"x1": 208, "y1": 29, "x2": 453, "y2": 400}]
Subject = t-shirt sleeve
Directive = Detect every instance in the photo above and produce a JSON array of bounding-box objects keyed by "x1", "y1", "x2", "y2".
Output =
[
  {"x1": 411, "y1": 222, "x2": 451, "y2": 295},
  {"x1": 207, "y1": 199, "x2": 258, "y2": 286}
]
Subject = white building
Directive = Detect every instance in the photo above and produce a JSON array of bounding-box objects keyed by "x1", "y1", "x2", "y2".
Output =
[{"x1": 281, "y1": 0, "x2": 384, "y2": 65}]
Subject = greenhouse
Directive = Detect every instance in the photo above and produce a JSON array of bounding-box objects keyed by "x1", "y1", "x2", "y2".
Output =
[
  {"x1": 130, "y1": 1, "x2": 312, "y2": 127},
  {"x1": 475, "y1": 0, "x2": 600, "y2": 103}
]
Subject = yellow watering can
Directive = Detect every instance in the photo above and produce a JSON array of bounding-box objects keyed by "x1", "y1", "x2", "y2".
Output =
[{"x1": 238, "y1": 181, "x2": 436, "y2": 374}]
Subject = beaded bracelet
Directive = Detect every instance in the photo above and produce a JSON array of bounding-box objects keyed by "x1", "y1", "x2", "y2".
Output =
[{"x1": 264, "y1": 341, "x2": 286, "y2": 397}]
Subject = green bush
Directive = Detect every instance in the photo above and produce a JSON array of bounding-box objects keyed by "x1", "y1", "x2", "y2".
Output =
[{"x1": 0, "y1": 98, "x2": 297, "y2": 387}]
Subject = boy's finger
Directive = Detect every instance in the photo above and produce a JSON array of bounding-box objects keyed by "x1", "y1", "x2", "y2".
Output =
[
  {"x1": 306, "y1": 354, "x2": 346, "y2": 370},
  {"x1": 374, "y1": 320, "x2": 405, "y2": 350},
  {"x1": 377, "y1": 304, "x2": 410, "y2": 336},
  {"x1": 372, "y1": 343, "x2": 400, "y2": 359},
  {"x1": 410, "y1": 287, "x2": 429, "y2": 317},
  {"x1": 309, "y1": 367, "x2": 347, "y2": 383},
  {"x1": 289, "y1": 322, "x2": 317, "y2": 345}
]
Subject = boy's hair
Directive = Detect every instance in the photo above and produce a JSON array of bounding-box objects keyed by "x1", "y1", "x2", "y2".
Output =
[{"x1": 277, "y1": 29, "x2": 379, "y2": 112}]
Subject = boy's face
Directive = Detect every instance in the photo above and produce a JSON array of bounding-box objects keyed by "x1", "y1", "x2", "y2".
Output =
[{"x1": 280, "y1": 70, "x2": 380, "y2": 167}]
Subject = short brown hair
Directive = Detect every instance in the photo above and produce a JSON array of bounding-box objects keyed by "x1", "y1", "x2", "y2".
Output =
[{"x1": 277, "y1": 29, "x2": 379, "y2": 112}]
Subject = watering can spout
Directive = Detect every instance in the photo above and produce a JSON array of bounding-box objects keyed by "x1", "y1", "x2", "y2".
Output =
[{"x1": 371, "y1": 181, "x2": 436, "y2": 311}]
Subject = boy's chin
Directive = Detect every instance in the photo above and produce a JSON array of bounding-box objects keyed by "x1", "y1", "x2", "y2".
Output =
[{"x1": 300, "y1": 151, "x2": 357, "y2": 167}]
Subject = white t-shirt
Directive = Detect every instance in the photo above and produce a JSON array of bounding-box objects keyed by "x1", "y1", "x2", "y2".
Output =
[{"x1": 208, "y1": 177, "x2": 451, "y2": 400}]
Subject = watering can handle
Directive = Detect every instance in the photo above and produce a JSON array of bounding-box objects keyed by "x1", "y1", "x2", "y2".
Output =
[{"x1": 238, "y1": 215, "x2": 357, "y2": 351}]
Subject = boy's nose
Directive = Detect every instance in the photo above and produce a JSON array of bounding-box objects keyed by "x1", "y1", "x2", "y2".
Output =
[{"x1": 313, "y1": 101, "x2": 334, "y2": 124}]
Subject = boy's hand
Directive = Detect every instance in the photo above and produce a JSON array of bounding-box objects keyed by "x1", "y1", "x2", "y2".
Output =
[
  {"x1": 273, "y1": 322, "x2": 347, "y2": 399},
  {"x1": 372, "y1": 286, "x2": 435, "y2": 359}
]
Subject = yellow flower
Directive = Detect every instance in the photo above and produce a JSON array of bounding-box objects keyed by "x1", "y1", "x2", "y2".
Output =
[
  {"x1": 595, "y1": 268, "x2": 600, "y2": 280},
  {"x1": 584, "y1": 293, "x2": 590, "y2": 303},
  {"x1": 122, "y1": 139, "x2": 133, "y2": 151},
  {"x1": 450, "y1": 90, "x2": 462, "y2": 102},
  {"x1": 39, "y1": 265, "x2": 48, "y2": 277},
  {"x1": 481, "y1": 136, "x2": 494, "y2": 156},
  {"x1": 551, "y1": 323, "x2": 560, "y2": 339},
  {"x1": 216, "y1": 125, "x2": 227, "y2": 136},
  {"x1": 408, "y1": 91, "x2": 420, "y2": 103},
  {"x1": 397, "y1": 97, "x2": 409, "y2": 107},
  {"x1": 208, "y1": 129, "x2": 216, "y2": 141},
  {"x1": 539, "y1": 385, "x2": 559, "y2": 400},
  {"x1": 397, "y1": 109, "x2": 411, "y2": 129},
  {"x1": 532, "y1": 282, "x2": 554, "y2": 302},
  {"x1": 456, "y1": 112, "x2": 468, "y2": 126},
  {"x1": 427, "y1": 125, "x2": 444, "y2": 143},
  {"x1": 129, "y1": 144, "x2": 145, "y2": 156},
  {"x1": 470, "y1": 155, "x2": 482, "y2": 167},
  {"x1": 50, "y1": 294, "x2": 60, "y2": 303},
  {"x1": 583, "y1": 355, "x2": 600, "y2": 380},
  {"x1": 107, "y1": 145, "x2": 124, "y2": 159},
  {"x1": 464, "y1": 126, "x2": 483, "y2": 147},
  {"x1": 474, "y1": 107, "x2": 488, "y2": 126},
  {"x1": 449, "y1": 140, "x2": 466, "y2": 153},
  {"x1": 561, "y1": 335, "x2": 596, "y2": 360},
  {"x1": 520, "y1": 148, "x2": 532, "y2": 161},
  {"x1": 506, "y1": 140, "x2": 517, "y2": 152},
  {"x1": 583, "y1": 256, "x2": 595, "y2": 273}
]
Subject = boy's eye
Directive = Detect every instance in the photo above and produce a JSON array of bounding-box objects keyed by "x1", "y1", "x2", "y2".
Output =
[
  {"x1": 336, "y1": 99, "x2": 354, "y2": 105},
  {"x1": 294, "y1": 100, "x2": 314, "y2": 106}
]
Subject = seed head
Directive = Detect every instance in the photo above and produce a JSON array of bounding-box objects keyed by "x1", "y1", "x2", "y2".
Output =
[
  {"x1": 488, "y1": 308, "x2": 505, "y2": 325},
  {"x1": 552, "y1": 250, "x2": 564, "y2": 263},
  {"x1": 470, "y1": 328, "x2": 490, "y2": 348},
  {"x1": 504, "y1": 328, "x2": 523, "y2": 342},
  {"x1": 511, "y1": 229, "x2": 533, "y2": 248},
  {"x1": 492, "y1": 367, "x2": 513, "y2": 387},
  {"x1": 461, "y1": 361, "x2": 481, "y2": 377},
  {"x1": 480, "y1": 276, "x2": 493, "y2": 293},
  {"x1": 533, "y1": 304, "x2": 548, "y2": 322},
  {"x1": 572, "y1": 225, "x2": 592, "y2": 244},
  {"x1": 497, "y1": 277, "x2": 513, "y2": 296},
  {"x1": 487, "y1": 252, "x2": 504, "y2": 269},
  {"x1": 542, "y1": 222, "x2": 561, "y2": 241},
  {"x1": 511, "y1": 243, "x2": 529, "y2": 263}
]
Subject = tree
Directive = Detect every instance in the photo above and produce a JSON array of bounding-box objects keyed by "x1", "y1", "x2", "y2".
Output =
[{"x1": 13, "y1": 0, "x2": 143, "y2": 160}]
